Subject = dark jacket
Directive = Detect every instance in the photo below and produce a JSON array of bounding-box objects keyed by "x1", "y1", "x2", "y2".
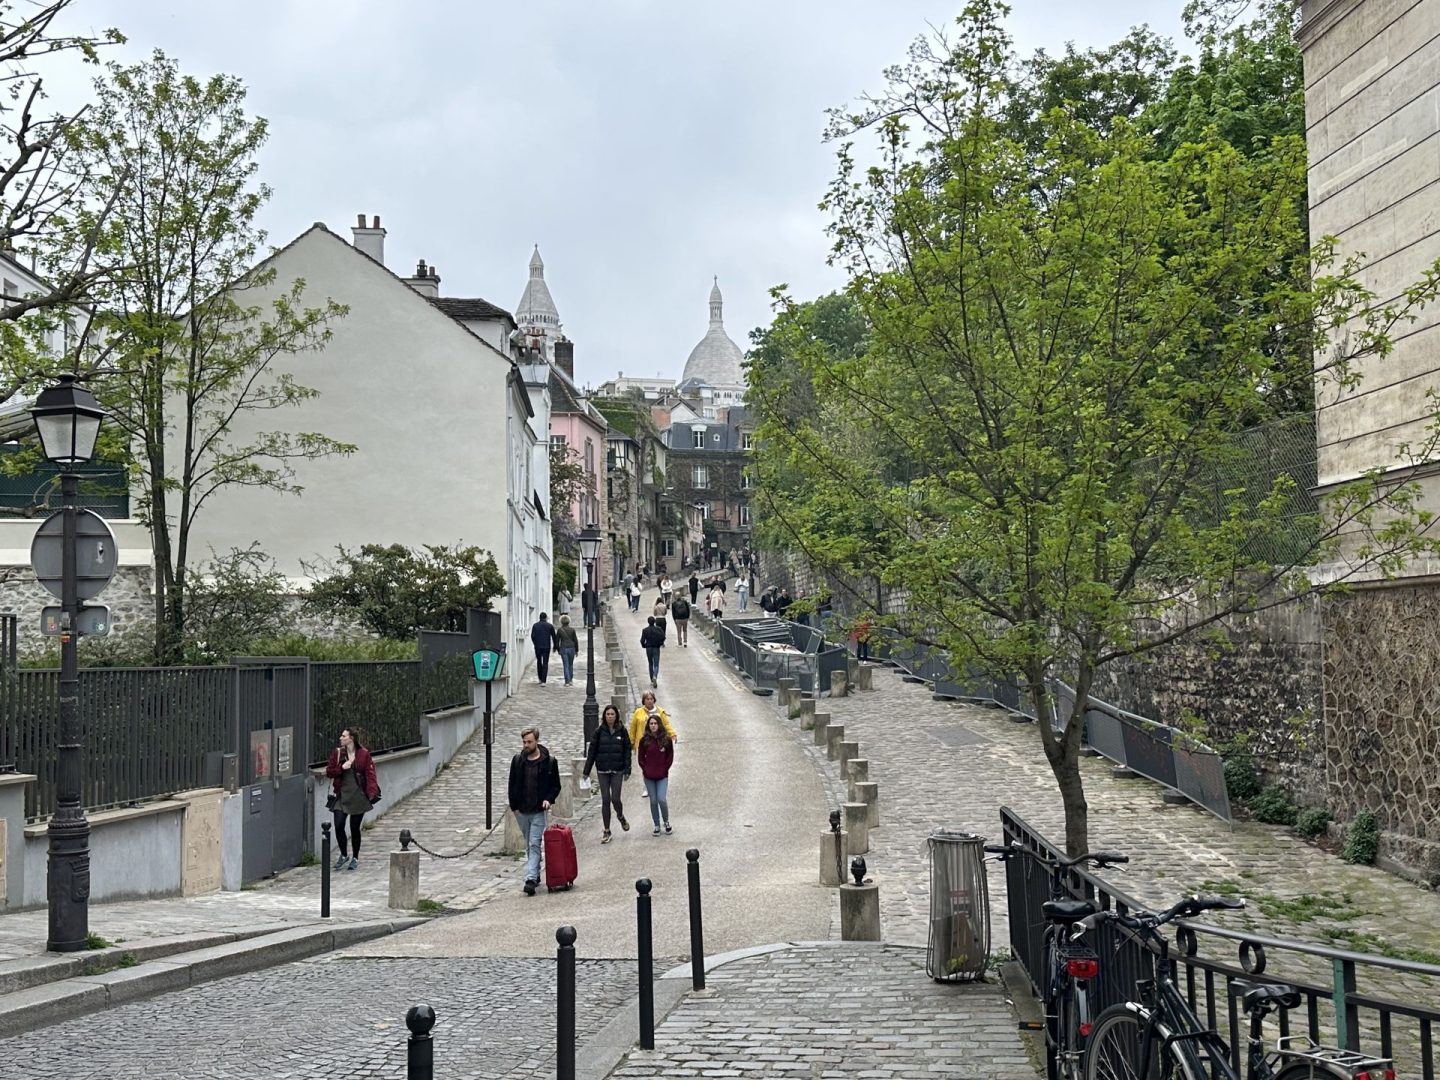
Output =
[
  {"x1": 554, "y1": 624, "x2": 579, "y2": 650},
  {"x1": 530, "y1": 619, "x2": 557, "y2": 652},
  {"x1": 688, "y1": 575, "x2": 700, "y2": 599},
  {"x1": 637, "y1": 733, "x2": 673, "y2": 780},
  {"x1": 641, "y1": 624, "x2": 665, "y2": 650},
  {"x1": 671, "y1": 597, "x2": 691, "y2": 621},
  {"x1": 508, "y1": 745, "x2": 562, "y2": 813},
  {"x1": 325, "y1": 745, "x2": 379, "y2": 802},
  {"x1": 584, "y1": 721, "x2": 631, "y2": 776}
]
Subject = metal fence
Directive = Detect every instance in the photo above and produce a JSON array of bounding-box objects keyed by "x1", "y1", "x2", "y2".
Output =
[
  {"x1": 997, "y1": 806, "x2": 1439, "y2": 1080},
  {"x1": 309, "y1": 651, "x2": 473, "y2": 767},
  {"x1": 714, "y1": 615, "x2": 848, "y2": 693}
]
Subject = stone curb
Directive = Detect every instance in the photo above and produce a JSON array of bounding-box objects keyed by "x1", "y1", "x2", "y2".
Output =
[
  {"x1": 0, "y1": 917, "x2": 427, "y2": 1038},
  {"x1": 657, "y1": 938, "x2": 918, "y2": 981}
]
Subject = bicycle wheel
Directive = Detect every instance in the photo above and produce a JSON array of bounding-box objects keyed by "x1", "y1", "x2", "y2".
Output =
[
  {"x1": 1270, "y1": 1061, "x2": 1354, "y2": 1080},
  {"x1": 1084, "y1": 1005, "x2": 1201, "y2": 1080}
]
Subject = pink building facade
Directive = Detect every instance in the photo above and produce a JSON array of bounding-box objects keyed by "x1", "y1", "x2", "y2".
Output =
[{"x1": 549, "y1": 353, "x2": 609, "y2": 590}]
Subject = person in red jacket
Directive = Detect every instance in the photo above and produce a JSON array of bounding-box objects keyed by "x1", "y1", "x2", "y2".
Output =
[
  {"x1": 325, "y1": 727, "x2": 379, "y2": 871},
  {"x1": 637, "y1": 713, "x2": 674, "y2": 835}
]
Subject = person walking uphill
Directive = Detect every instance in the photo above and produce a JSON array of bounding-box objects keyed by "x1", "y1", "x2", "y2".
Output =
[
  {"x1": 689, "y1": 571, "x2": 700, "y2": 604},
  {"x1": 508, "y1": 726, "x2": 562, "y2": 895},
  {"x1": 670, "y1": 592, "x2": 691, "y2": 646},
  {"x1": 325, "y1": 727, "x2": 379, "y2": 871},
  {"x1": 555, "y1": 614, "x2": 580, "y2": 686},
  {"x1": 530, "y1": 613, "x2": 557, "y2": 684},
  {"x1": 641, "y1": 616, "x2": 665, "y2": 687},
  {"x1": 583, "y1": 704, "x2": 631, "y2": 843},
  {"x1": 638, "y1": 714, "x2": 674, "y2": 835}
]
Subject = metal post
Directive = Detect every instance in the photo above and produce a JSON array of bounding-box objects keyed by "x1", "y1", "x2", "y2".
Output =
[
  {"x1": 47, "y1": 472, "x2": 89, "y2": 952},
  {"x1": 636, "y1": 878, "x2": 655, "y2": 1049},
  {"x1": 406, "y1": 1004, "x2": 435, "y2": 1080},
  {"x1": 686, "y1": 848, "x2": 705, "y2": 990},
  {"x1": 830, "y1": 808, "x2": 844, "y2": 887},
  {"x1": 556, "y1": 925, "x2": 577, "y2": 1080},
  {"x1": 484, "y1": 679, "x2": 493, "y2": 830},
  {"x1": 583, "y1": 557, "x2": 599, "y2": 747},
  {"x1": 320, "y1": 822, "x2": 332, "y2": 918}
]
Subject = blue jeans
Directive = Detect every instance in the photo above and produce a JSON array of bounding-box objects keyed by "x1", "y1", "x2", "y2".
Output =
[
  {"x1": 515, "y1": 810, "x2": 547, "y2": 882},
  {"x1": 738, "y1": 591, "x2": 749, "y2": 611},
  {"x1": 646, "y1": 647, "x2": 661, "y2": 681},
  {"x1": 558, "y1": 647, "x2": 576, "y2": 683},
  {"x1": 645, "y1": 776, "x2": 669, "y2": 827}
]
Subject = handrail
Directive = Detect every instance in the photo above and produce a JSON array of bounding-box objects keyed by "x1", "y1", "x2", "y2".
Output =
[{"x1": 1177, "y1": 919, "x2": 1440, "y2": 979}]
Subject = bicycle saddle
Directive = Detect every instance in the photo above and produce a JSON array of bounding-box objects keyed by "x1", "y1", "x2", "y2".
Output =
[
  {"x1": 1231, "y1": 980, "x2": 1302, "y2": 1011},
  {"x1": 1042, "y1": 899, "x2": 1097, "y2": 923}
]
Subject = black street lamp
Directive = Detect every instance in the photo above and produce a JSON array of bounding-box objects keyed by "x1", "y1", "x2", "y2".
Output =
[
  {"x1": 31, "y1": 374, "x2": 105, "y2": 952},
  {"x1": 577, "y1": 524, "x2": 602, "y2": 747}
]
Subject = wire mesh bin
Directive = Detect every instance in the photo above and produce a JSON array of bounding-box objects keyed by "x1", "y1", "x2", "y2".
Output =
[{"x1": 926, "y1": 830, "x2": 991, "y2": 981}]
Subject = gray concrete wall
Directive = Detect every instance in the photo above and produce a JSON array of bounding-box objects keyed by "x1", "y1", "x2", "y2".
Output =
[{"x1": 20, "y1": 803, "x2": 184, "y2": 907}]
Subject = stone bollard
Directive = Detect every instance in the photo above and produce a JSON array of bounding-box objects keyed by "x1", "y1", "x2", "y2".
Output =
[
  {"x1": 826, "y1": 724, "x2": 846, "y2": 761},
  {"x1": 843, "y1": 802, "x2": 870, "y2": 855},
  {"x1": 840, "y1": 878, "x2": 881, "y2": 941},
  {"x1": 830, "y1": 669, "x2": 848, "y2": 697},
  {"x1": 855, "y1": 781, "x2": 880, "y2": 828},
  {"x1": 572, "y1": 759, "x2": 591, "y2": 799},
  {"x1": 857, "y1": 665, "x2": 874, "y2": 691},
  {"x1": 847, "y1": 656, "x2": 860, "y2": 682},
  {"x1": 502, "y1": 810, "x2": 526, "y2": 854},
  {"x1": 846, "y1": 758, "x2": 870, "y2": 786},
  {"x1": 813, "y1": 711, "x2": 831, "y2": 747},
  {"x1": 389, "y1": 845, "x2": 421, "y2": 910},
  {"x1": 612, "y1": 693, "x2": 629, "y2": 714},
  {"x1": 819, "y1": 828, "x2": 848, "y2": 886},
  {"x1": 554, "y1": 773, "x2": 574, "y2": 819},
  {"x1": 838, "y1": 740, "x2": 860, "y2": 773},
  {"x1": 614, "y1": 675, "x2": 629, "y2": 698},
  {"x1": 610, "y1": 659, "x2": 625, "y2": 681},
  {"x1": 798, "y1": 698, "x2": 816, "y2": 729}
]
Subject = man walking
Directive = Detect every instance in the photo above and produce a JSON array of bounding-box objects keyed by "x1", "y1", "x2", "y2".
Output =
[
  {"x1": 508, "y1": 726, "x2": 561, "y2": 896},
  {"x1": 671, "y1": 592, "x2": 691, "y2": 646},
  {"x1": 688, "y1": 571, "x2": 700, "y2": 605},
  {"x1": 582, "y1": 581, "x2": 599, "y2": 628},
  {"x1": 641, "y1": 615, "x2": 665, "y2": 687},
  {"x1": 530, "y1": 613, "x2": 557, "y2": 684}
]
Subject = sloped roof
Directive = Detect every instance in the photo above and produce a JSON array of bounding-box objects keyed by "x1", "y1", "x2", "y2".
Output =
[{"x1": 431, "y1": 296, "x2": 516, "y2": 329}]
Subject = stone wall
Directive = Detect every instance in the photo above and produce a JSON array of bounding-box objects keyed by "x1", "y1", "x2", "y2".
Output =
[
  {"x1": 1323, "y1": 584, "x2": 1440, "y2": 881},
  {"x1": 0, "y1": 564, "x2": 155, "y2": 654}
]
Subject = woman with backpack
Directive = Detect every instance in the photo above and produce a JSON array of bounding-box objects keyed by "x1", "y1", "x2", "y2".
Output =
[
  {"x1": 582, "y1": 703, "x2": 631, "y2": 842},
  {"x1": 325, "y1": 727, "x2": 379, "y2": 871},
  {"x1": 637, "y1": 713, "x2": 674, "y2": 835}
]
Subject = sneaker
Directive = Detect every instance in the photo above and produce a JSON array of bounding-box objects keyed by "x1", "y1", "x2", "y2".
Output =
[
  {"x1": 524, "y1": 879, "x2": 537, "y2": 896},
  {"x1": 602, "y1": 830, "x2": 612, "y2": 844},
  {"x1": 333, "y1": 852, "x2": 348, "y2": 871},
  {"x1": 642, "y1": 790, "x2": 649, "y2": 798},
  {"x1": 619, "y1": 816, "x2": 630, "y2": 832},
  {"x1": 348, "y1": 857, "x2": 359, "y2": 871},
  {"x1": 664, "y1": 822, "x2": 672, "y2": 834},
  {"x1": 653, "y1": 826, "x2": 661, "y2": 836}
]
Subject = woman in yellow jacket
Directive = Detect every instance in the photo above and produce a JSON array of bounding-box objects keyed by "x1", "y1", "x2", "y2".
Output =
[{"x1": 630, "y1": 689, "x2": 677, "y2": 750}]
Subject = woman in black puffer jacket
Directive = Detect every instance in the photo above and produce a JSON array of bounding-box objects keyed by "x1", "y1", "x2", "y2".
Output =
[{"x1": 583, "y1": 703, "x2": 631, "y2": 842}]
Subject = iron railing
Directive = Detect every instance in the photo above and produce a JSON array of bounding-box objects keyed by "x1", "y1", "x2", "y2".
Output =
[{"x1": 998, "y1": 806, "x2": 1440, "y2": 1080}]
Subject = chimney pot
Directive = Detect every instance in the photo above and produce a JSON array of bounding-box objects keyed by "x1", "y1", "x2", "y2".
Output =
[
  {"x1": 372, "y1": 215, "x2": 380, "y2": 228},
  {"x1": 356, "y1": 213, "x2": 365, "y2": 227},
  {"x1": 416, "y1": 259, "x2": 427, "y2": 275}
]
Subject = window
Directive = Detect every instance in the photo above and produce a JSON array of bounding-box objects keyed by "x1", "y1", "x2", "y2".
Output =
[
  {"x1": 741, "y1": 433, "x2": 754, "y2": 450},
  {"x1": 692, "y1": 428, "x2": 706, "y2": 448},
  {"x1": 739, "y1": 504, "x2": 752, "y2": 526},
  {"x1": 584, "y1": 439, "x2": 595, "y2": 475},
  {"x1": 740, "y1": 470, "x2": 752, "y2": 489},
  {"x1": 703, "y1": 407, "x2": 716, "y2": 419},
  {"x1": 712, "y1": 433, "x2": 721, "y2": 444},
  {"x1": 662, "y1": 539, "x2": 677, "y2": 558},
  {"x1": 550, "y1": 434, "x2": 567, "y2": 454},
  {"x1": 693, "y1": 464, "x2": 709, "y2": 488}
]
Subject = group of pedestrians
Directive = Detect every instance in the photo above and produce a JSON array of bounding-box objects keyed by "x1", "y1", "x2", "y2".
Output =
[{"x1": 528, "y1": 612, "x2": 581, "y2": 686}]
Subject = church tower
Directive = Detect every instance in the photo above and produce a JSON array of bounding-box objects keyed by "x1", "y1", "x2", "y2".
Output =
[{"x1": 515, "y1": 245, "x2": 563, "y2": 362}]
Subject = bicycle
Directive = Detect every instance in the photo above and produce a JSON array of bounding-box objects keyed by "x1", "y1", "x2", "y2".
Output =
[
  {"x1": 985, "y1": 841, "x2": 1130, "y2": 1080},
  {"x1": 1076, "y1": 894, "x2": 1395, "y2": 1080}
]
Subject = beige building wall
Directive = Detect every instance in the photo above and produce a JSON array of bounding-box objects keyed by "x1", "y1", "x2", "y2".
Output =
[{"x1": 1303, "y1": 0, "x2": 1440, "y2": 507}]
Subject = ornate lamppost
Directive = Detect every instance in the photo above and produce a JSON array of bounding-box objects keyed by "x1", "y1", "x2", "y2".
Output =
[
  {"x1": 577, "y1": 524, "x2": 602, "y2": 747},
  {"x1": 31, "y1": 374, "x2": 106, "y2": 952}
]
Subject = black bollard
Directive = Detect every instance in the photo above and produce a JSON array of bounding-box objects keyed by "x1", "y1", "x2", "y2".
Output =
[
  {"x1": 556, "y1": 925, "x2": 577, "y2": 1080},
  {"x1": 320, "y1": 822, "x2": 331, "y2": 919},
  {"x1": 686, "y1": 849, "x2": 706, "y2": 990},
  {"x1": 636, "y1": 878, "x2": 655, "y2": 1049},
  {"x1": 406, "y1": 1004, "x2": 435, "y2": 1080}
]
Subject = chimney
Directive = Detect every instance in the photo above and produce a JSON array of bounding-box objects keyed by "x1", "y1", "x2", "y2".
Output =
[
  {"x1": 404, "y1": 258, "x2": 441, "y2": 298},
  {"x1": 554, "y1": 338, "x2": 575, "y2": 380},
  {"x1": 351, "y1": 213, "x2": 386, "y2": 265}
]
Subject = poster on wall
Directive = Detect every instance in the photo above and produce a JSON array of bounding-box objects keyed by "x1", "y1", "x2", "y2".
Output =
[
  {"x1": 273, "y1": 727, "x2": 293, "y2": 778},
  {"x1": 250, "y1": 729, "x2": 272, "y2": 782}
]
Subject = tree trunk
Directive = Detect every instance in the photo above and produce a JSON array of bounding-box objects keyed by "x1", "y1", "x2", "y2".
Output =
[{"x1": 1033, "y1": 664, "x2": 1090, "y2": 856}]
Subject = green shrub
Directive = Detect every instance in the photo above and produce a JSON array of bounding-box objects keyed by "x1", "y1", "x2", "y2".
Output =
[
  {"x1": 1249, "y1": 785, "x2": 1297, "y2": 826},
  {"x1": 1294, "y1": 807, "x2": 1331, "y2": 840},
  {"x1": 1343, "y1": 810, "x2": 1380, "y2": 865},
  {"x1": 1224, "y1": 755, "x2": 1261, "y2": 801}
]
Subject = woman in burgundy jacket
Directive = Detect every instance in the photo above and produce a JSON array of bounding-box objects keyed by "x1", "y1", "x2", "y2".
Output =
[{"x1": 325, "y1": 727, "x2": 379, "y2": 871}]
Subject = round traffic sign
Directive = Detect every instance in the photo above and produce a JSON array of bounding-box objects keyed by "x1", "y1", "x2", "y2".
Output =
[{"x1": 29, "y1": 509, "x2": 119, "y2": 601}]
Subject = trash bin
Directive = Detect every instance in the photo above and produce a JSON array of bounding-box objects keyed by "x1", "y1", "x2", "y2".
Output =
[{"x1": 926, "y1": 830, "x2": 990, "y2": 981}]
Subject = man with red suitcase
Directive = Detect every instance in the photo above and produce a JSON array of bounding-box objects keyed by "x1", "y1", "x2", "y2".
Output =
[{"x1": 508, "y1": 726, "x2": 564, "y2": 896}]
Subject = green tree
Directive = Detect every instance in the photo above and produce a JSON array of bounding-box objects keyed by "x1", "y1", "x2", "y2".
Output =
[
  {"x1": 181, "y1": 544, "x2": 290, "y2": 661},
  {"x1": 304, "y1": 542, "x2": 507, "y2": 639},
  {"x1": 75, "y1": 53, "x2": 350, "y2": 660},
  {"x1": 756, "y1": 0, "x2": 1440, "y2": 854},
  {"x1": 550, "y1": 443, "x2": 588, "y2": 559}
]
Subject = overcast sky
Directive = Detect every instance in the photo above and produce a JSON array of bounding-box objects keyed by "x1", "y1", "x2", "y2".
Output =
[{"x1": 53, "y1": 1, "x2": 1187, "y2": 389}]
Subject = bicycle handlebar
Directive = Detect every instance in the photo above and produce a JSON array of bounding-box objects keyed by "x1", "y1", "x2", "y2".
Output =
[
  {"x1": 1072, "y1": 894, "x2": 1245, "y2": 939},
  {"x1": 984, "y1": 841, "x2": 1130, "y2": 870}
]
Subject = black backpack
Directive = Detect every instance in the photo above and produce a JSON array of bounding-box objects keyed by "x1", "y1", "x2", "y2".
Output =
[{"x1": 672, "y1": 598, "x2": 691, "y2": 620}]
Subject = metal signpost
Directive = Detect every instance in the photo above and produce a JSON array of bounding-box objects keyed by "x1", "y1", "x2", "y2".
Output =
[{"x1": 472, "y1": 646, "x2": 508, "y2": 829}]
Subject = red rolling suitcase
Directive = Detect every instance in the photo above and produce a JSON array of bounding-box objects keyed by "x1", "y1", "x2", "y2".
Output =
[{"x1": 543, "y1": 822, "x2": 578, "y2": 891}]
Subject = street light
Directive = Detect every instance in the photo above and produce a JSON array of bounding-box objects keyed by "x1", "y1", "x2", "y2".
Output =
[
  {"x1": 31, "y1": 373, "x2": 105, "y2": 952},
  {"x1": 577, "y1": 524, "x2": 602, "y2": 747}
]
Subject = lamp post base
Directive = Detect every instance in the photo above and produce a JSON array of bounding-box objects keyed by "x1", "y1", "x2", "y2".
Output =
[{"x1": 46, "y1": 809, "x2": 90, "y2": 952}]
